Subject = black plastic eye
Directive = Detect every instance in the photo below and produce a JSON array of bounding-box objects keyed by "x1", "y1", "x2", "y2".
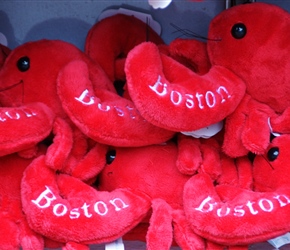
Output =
[
  {"x1": 267, "y1": 147, "x2": 279, "y2": 161},
  {"x1": 17, "y1": 56, "x2": 30, "y2": 72},
  {"x1": 231, "y1": 23, "x2": 247, "y2": 39},
  {"x1": 106, "y1": 149, "x2": 116, "y2": 165}
]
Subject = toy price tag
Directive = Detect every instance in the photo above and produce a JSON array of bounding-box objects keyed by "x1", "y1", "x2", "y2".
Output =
[
  {"x1": 181, "y1": 121, "x2": 224, "y2": 139},
  {"x1": 105, "y1": 238, "x2": 125, "y2": 250},
  {"x1": 268, "y1": 232, "x2": 290, "y2": 248}
]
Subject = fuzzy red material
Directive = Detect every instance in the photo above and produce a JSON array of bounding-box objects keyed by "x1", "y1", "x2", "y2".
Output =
[
  {"x1": 183, "y1": 133, "x2": 290, "y2": 245},
  {"x1": 21, "y1": 144, "x2": 151, "y2": 248},
  {"x1": 98, "y1": 139, "x2": 248, "y2": 249},
  {"x1": 85, "y1": 14, "x2": 164, "y2": 83},
  {"x1": 205, "y1": 3, "x2": 290, "y2": 157},
  {"x1": 124, "y1": 33, "x2": 246, "y2": 133}
]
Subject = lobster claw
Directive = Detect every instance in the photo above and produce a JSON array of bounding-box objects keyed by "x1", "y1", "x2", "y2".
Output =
[
  {"x1": 21, "y1": 155, "x2": 151, "y2": 244},
  {"x1": 57, "y1": 60, "x2": 175, "y2": 147},
  {"x1": 0, "y1": 102, "x2": 54, "y2": 156},
  {"x1": 125, "y1": 42, "x2": 246, "y2": 132},
  {"x1": 183, "y1": 173, "x2": 290, "y2": 245}
]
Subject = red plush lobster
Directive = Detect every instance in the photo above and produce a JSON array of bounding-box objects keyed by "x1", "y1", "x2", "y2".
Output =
[
  {"x1": 125, "y1": 2, "x2": 290, "y2": 158},
  {"x1": 183, "y1": 132, "x2": 290, "y2": 246},
  {"x1": 21, "y1": 134, "x2": 248, "y2": 249}
]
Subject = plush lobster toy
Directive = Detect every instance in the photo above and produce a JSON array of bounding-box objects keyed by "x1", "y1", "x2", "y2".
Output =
[
  {"x1": 0, "y1": 151, "x2": 45, "y2": 249},
  {"x1": 21, "y1": 133, "x2": 248, "y2": 249},
  {"x1": 98, "y1": 139, "x2": 251, "y2": 250},
  {"x1": 85, "y1": 14, "x2": 164, "y2": 84},
  {"x1": 21, "y1": 141, "x2": 152, "y2": 249},
  {"x1": 207, "y1": 2, "x2": 290, "y2": 157},
  {"x1": 0, "y1": 44, "x2": 44, "y2": 250},
  {"x1": 124, "y1": 23, "x2": 246, "y2": 137},
  {"x1": 125, "y1": 2, "x2": 290, "y2": 158},
  {"x1": 0, "y1": 37, "x2": 174, "y2": 172},
  {"x1": 183, "y1": 132, "x2": 290, "y2": 246}
]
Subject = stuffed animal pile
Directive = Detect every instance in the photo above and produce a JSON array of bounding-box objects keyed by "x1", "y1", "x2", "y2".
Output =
[{"x1": 1, "y1": 2, "x2": 290, "y2": 249}]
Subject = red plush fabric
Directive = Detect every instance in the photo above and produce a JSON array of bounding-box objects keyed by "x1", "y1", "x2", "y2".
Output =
[
  {"x1": 85, "y1": 14, "x2": 164, "y2": 83},
  {"x1": 0, "y1": 151, "x2": 47, "y2": 249},
  {"x1": 205, "y1": 3, "x2": 290, "y2": 156},
  {"x1": 0, "y1": 44, "x2": 56, "y2": 157},
  {"x1": 21, "y1": 152, "x2": 152, "y2": 247},
  {"x1": 57, "y1": 59, "x2": 175, "y2": 147},
  {"x1": 183, "y1": 132, "x2": 290, "y2": 245},
  {"x1": 0, "y1": 40, "x2": 103, "y2": 161},
  {"x1": 98, "y1": 141, "x2": 245, "y2": 249},
  {"x1": 125, "y1": 41, "x2": 246, "y2": 132}
]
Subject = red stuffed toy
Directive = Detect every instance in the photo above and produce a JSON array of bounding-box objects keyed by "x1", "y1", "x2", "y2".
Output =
[
  {"x1": 206, "y1": 2, "x2": 290, "y2": 157},
  {"x1": 0, "y1": 43, "x2": 55, "y2": 158},
  {"x1": 56, "y1": 13, "x2": 175, "y2": 146},
  {"x1": 85, "y1": 14, "x2": 164, "y2": 84},
  {"x1": 0, "y1": 151, "x2": 45, "y2": 249},
  {"x1": 125, "y1": 2, "x2": 290, "y2": 158},
  {"x1": 124, "y1": 29, "x2": 246, "y2": 136},
  {"x1": 20, "y1": 127, "x2": 247, "y2": 249},
  {"x1": 21, "y1": 141, "x2": 152, "y2": 249},
  {"x1": 183, "y1": 132, "x2": 290, "y2": 246},
  {"x1": 0, "y1": 44, "x2": 45, "y2": 250},
  {"x1": 98, "y1": 140, "x2": 249, "y2": 250},
  {"x1": 0, "y1": 38, "x2": 174, "y2": 172}
]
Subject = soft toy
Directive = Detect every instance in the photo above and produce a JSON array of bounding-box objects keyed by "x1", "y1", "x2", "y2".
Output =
[
  {"x1": 0, "y1": 43, "x2": 56, "y2": 157},
  {"x1": 0, "y1": 39, "x2": 174, "y2": 169},
  {"x1": 98, "y1": 140, "x2": 249, "y2": 250},
  {"x1": 206, "y1": 2, "x2": 290, "y2": 157},
  {"x1": 183, "y1": 132, "x2": 290, "y2": 246},
  {"x1": 0, "y1": 145, "x2": 65, "y2": 250},
  {"x1": 124, "y1": 31, "x2": 246, "y2": 135},
  {"x1": 0, "y1": 151, "x2": 44, "y2": 249},
  {"x1": 20, "y1": 127, "x2": 247, "y2": 249},
  {"x1": 85, "y1": 14, "x2": 164, "y2": 84},
  {"x1": 85, "y1": 13, "x2": 214, "y2": 134},
  {"x1": 125, "y1": 2, "x2": 290, "y2": 157},
  {"x1": 21, "y1": 142, "x2": 152, "y2": 249}
]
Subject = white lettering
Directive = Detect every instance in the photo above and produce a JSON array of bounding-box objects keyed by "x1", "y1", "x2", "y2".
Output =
[
  {"x1": 114, "y1": 106, "x2": 125, "y2": 116},
  {"x1": 97, "y1": 103, "x2": 110, "y2": 111},
  {"x1": 110, "y1": 198, "x2": 130, "y2": 211},
  {"x1": 194, "y1": 194, "x2": 290, "y2": 217},
  {"x1": 81, "y1": 203, "x2": 92, "y2": 218},
  {"x1": 274, "y1": 194, "x2": 290, "y2": 207},
  {"x1": 70, "y1": 208, "x2": 80, "y2": 219},
  {"x1": 75, "y1": 89, "x2": 95, "y2": 105},
  {"x1": 195, "y1": 196, "x2": 216, "y2": 212},
  {"x1": 195, "y1": 93, "x2": 204, "y2": 109},
  {"x1": 205, "y1": 91, "x2": 216, "y2": 108},
  {"x1": 126, "y1": 105, "x2": 136, "y2": 119},
  {"x1": 22, "y1": 108, "x2": 37, "y2": 117},
  {"x1": 259, "y1": 198, "x2": 274, "y2": 212},
  {"x1": 5, "y1": 110, "x2": 20, "y2": 119},
  {"x1": 94, "y1": 201, "x2": 108, "y2": 216},
  {"x1": 31, "y1": 187, "x2": 130, "y2": 220},
  {"x1": 246, "y1": 201, "x2": 259, "y2": 215},
  {"x1": 149, "y1": 76, "x2": 232, "y2": 110},
  {"x1": 0, "y1": 115, "x2": 6, "y2": 122},
  {"x1": 171, "y1": 90, "x2": 182, "y2": 105},
  {"x1": 0, "y1": 108, "x2": 38, "y2": 122},
  {"x1": 217, "y1": 207, "x2": 230, "y2": 217},
  {"x1": 233, "y1": 205, "x2": 245, "y2": 217},
  {"x1": 149, "y1": 76, "x2": 167, "y2": 96},
  {"x1": 31, "y1": 186, "x2": 57, "y2": 209},
  {"x1": 217, "y1": 86, "x2": 231, "y2": 103},
  {"x1": 53, "y1": 204, "x2": 68, "y2": 216},
  {"x1": 185, "y1": 94, "x2": 194, "y2": 109}
]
